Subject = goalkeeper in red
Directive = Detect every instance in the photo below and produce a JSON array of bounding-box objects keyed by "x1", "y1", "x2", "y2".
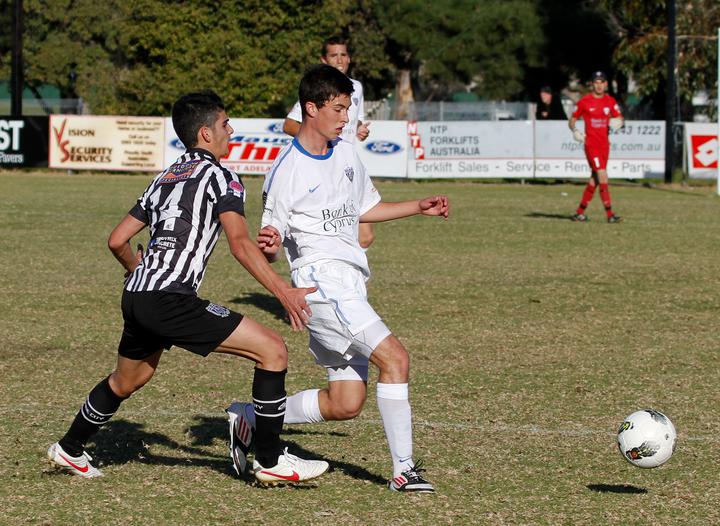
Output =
[{"x1": 568, "y1": 71, "x2": 624, "y2": 223}]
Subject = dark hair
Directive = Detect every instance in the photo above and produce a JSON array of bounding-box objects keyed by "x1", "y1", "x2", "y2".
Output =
[
  {"x1": 171, "y1": 91, "x2": 225, "y2": 149},
  {"x1": 299, "y1": 64, "x2": 354, "y2": 117},
  {"x1": 322, "y1": 35, "x2": 350, "y2": 57}
]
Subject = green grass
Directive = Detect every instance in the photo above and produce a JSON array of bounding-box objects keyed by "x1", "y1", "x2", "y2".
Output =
[{"x1": 1, "y1": 172, "x2": 719, "y2": 525}]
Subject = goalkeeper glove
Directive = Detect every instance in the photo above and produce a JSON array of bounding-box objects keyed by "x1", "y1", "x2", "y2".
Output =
[
  {"x1": 572, "y1": 129, "x2": 585, "y2": 143},
  {"x1": 609, "y1": 117, "x2": 623, "y2": 131}
]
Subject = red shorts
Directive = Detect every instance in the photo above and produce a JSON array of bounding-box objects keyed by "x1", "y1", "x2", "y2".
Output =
[{"x1": 585, "y1": 143, "x2": 610, "y2": 171}]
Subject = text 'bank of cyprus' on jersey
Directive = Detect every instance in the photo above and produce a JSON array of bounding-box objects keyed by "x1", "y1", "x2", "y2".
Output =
[{"x1": 261, "y1": 138, "x2": 380, "y2": 276}]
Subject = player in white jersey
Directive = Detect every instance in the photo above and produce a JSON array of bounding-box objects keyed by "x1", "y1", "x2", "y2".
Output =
[
  {"x1": 228, "y1": 65, "x2": 449, "y2": 493},
  {"x1": 283, "y1": 36, "x2": 375, "y2": 250}
]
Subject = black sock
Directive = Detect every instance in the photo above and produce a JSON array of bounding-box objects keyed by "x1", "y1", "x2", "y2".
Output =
[
  {"x1": 58, "y1": 376, "x2": 126, "y2": 456},
  {"x1": 252, "y1": 368, "x2": 286, "y2": 468}
]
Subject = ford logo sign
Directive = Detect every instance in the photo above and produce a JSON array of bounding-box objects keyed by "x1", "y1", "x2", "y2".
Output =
[
  {"x1": 366, "y1": 141, "x2": 402, "y2": 154},
  {"x1": 267, "y1": 122, "x2": 285, "y2": 134}
]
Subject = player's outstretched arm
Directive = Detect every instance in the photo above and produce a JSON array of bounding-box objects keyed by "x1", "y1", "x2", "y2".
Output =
[
  {"x1": 360, "y1": 195, "x2": 450, "y2": 223},
  {"x1": 220, "y1": 211, "x2": 314, "y2": 331},
  {"x1": 108, "y1": 214, "x2": 147, "y2": 274}
]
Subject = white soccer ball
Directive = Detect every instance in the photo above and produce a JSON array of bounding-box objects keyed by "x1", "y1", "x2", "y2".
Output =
[{"x1": 617, "y1": 409, "x2": 677, "y2": 468}]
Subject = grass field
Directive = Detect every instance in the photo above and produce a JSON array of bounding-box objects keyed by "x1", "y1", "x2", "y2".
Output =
[{"x1": 1, "y1": 171, "x2": 719, "y2": 526}]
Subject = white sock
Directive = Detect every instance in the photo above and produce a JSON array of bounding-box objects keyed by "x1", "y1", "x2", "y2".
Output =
[
  {"x1": 283, "y1": 389, "x2": 324, "y2": 424},
  {"x1": 376, "y1": 382, "x2": 414, "y2": 477}
]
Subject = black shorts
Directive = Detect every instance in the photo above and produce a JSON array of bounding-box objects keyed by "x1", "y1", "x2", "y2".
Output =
[{"x1": 118, "y1": 290, "x2": 243, "y2": 360}]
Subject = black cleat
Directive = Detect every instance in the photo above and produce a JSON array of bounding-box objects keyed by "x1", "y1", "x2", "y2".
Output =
[{"x1": 388, "y1": 461, "x2": 435, "y2": 493}]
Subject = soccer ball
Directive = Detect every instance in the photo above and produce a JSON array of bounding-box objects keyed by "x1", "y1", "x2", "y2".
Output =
[{"x1": 617, "y1": 409, "x2": 677, "y2": 468}]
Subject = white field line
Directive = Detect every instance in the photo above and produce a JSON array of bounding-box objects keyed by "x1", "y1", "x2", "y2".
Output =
[{"x1": 4, "y1": 405, "x2": 715, "y2": 443}]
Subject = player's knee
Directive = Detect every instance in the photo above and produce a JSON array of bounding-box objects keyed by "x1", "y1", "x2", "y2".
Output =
[
  {"x1": 386, "y1": 340, "x2": 409, "y2": 371},
  {"x1": 392, "y1": 347, "x2": 410, "y2": 375},
  {"x1": 372, "y1": 339, "x2": 410, "y2": 379},
  {"x1": 259, "y1": 332, "x2": 288, "y2": 370}
]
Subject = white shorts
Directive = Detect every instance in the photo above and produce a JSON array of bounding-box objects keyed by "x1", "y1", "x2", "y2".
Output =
[{"x1": 293, "y1": 260, "x2": 391, "y2": 381}]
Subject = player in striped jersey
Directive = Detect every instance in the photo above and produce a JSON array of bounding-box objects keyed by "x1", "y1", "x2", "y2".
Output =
[{"x1": 47, "y1": 91, "x2": 328, "y2": 485}]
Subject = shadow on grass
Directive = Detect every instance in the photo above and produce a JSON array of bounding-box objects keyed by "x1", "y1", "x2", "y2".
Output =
[
  {"x1": 587, "y1": 483, "x2": 648, "y2": 494},
  {"x1": 525, "y1": 212, "x2": 575, "y2": 221},
  {"x1": 90, "y1": 419, "x2": 230, "y2": 474},
  {"x1": 230, "y1": 292, "x2": 288, "y2": 324},
  {"x1": 186, "y1": 415, "x2": 350, "y2": 448},
  {"x1": 86, "y1": 416, "x2": 382, "y2": 485}
]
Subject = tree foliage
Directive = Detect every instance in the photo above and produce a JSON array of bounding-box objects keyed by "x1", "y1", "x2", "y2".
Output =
[
  {"x1": 4, "y1": 0, "x2": 715, "y2": 119},
  {"x1": 598, "y1": 0, "x2": 720, "y2": 118},
  {"x1": 16, "y1": 0, "x2": 357, "y2": 116},
  {"x1": 373, "y1": 0, "x2": 546, "y2": 100}
]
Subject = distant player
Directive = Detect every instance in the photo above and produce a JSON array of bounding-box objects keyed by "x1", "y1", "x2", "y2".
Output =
[
  {"x1": 47, "y1": 91, "x2": 328, "y2": 486},
  {"x1": 228, "y1": 65, "x2": 449, "y2": 493},
  {"x1": 568, "y1": 71, "x2": 624, "y2": 223},
  {"x1": 283, "y1": 36, "x2": 375, "y2": 250}
]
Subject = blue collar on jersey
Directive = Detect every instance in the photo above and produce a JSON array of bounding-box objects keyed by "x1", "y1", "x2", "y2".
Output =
[{"x1": 292, "y1": 137, "x2": 337, "y2": 160}]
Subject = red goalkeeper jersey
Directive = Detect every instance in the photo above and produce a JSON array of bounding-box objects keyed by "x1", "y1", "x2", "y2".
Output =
[{"x1": 572, "y1": 94, "x2": 622, "y2": 148}]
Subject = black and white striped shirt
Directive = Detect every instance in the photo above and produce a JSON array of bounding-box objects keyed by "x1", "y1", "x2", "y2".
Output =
[{"x1": 125, "y1": 148, "x2": 246, "y2": 294}]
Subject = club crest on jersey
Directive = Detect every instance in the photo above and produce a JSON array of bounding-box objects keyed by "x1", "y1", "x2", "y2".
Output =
[
  {"x1": 159, "y1": 160, "x2": 199, "y2": 184},
  {"x1": 206, "y1": 303, "x2": 230, "y2": 318},
  {"x1": 344, "y1": 166, "x2": 354, "y2": 182},
  {"x1": 228, "y1": 180, "x2": 244, "y2": 198}
]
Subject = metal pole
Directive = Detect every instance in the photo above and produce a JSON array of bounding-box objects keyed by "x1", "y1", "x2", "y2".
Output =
[
  {"x1": 10, "y1": 0, "x2": 23, "y2": 117},
  {"x1": 664, "y1": 0, "x2": 676, "y2": 183}
]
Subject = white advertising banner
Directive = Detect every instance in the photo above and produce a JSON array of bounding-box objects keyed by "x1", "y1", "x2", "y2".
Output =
[
  {"x1": 164, "y1": 118, "x2": 290, "y2": 175},
  {"x1": 49, "y1": 115, "x2": 165, "y2": 171},
  {"x1": 164, "y1": 117, "x2": 407, "y2": 178},
  {"x1": 684, "y1": 122, "x2": 717, "y2": 179},
  {"x1": 407, "y1": 120, "x2": 534, "y2": 178},
  {"x1": 534, "y1": 120, "x2": 665, "y2": 179},
  {"x1": 355, "y1": 120, "x2": 408, "y2": 178}
]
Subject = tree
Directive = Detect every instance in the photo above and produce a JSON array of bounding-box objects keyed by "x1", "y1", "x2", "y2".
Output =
[
  {"x1": 372, "y1": 0, "x2": 546, "y2": 116},
  {"x1": 598, "y1": 0, "x2": 720, "y2": 119},
  {"x1": 17, "y1": 0, "x2": 361, "y2": 116},
  {"x1": 529, "y1": 0, "x2": 618, "y2": 96},
  {"x1": 0, "y1": 0, "x2": 12, "y2": 85}
]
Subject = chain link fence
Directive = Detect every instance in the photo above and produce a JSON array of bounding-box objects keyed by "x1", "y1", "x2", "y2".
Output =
[
  {"x1": 0, "y1": 98, "x2": 86, "y2": 115},
  {"x1": 367, "y1": 100, "x2": 534, "y2": 121}
]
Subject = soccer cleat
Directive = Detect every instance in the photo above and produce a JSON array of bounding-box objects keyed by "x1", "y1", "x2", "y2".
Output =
[
  {"x1": 607, "y1": 214, "x2": 623, "y2": 224},
  {"x1": 252, "y1": 447, "x2": 329, "y2": 486},
  {"x1": 388, "y1": 461, "x2": 435, "y2": 493},
  {"x1": 47, "y1": 442, "x2": 103, "y2": 478},
  {"x1": 226, "y1": 401, "x2": 255, "y2": 476},
  {"x1": 572, "y1": 213, "x2": 588, "y2": 222}
]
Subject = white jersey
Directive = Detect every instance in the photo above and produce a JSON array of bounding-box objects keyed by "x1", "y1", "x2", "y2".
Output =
[
  {"x1": 261, "y1": 138, "x2": 380, "y2": 276},
  {"x1": 287, "y1": 78, "x2": 365, "y2": 144}
]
